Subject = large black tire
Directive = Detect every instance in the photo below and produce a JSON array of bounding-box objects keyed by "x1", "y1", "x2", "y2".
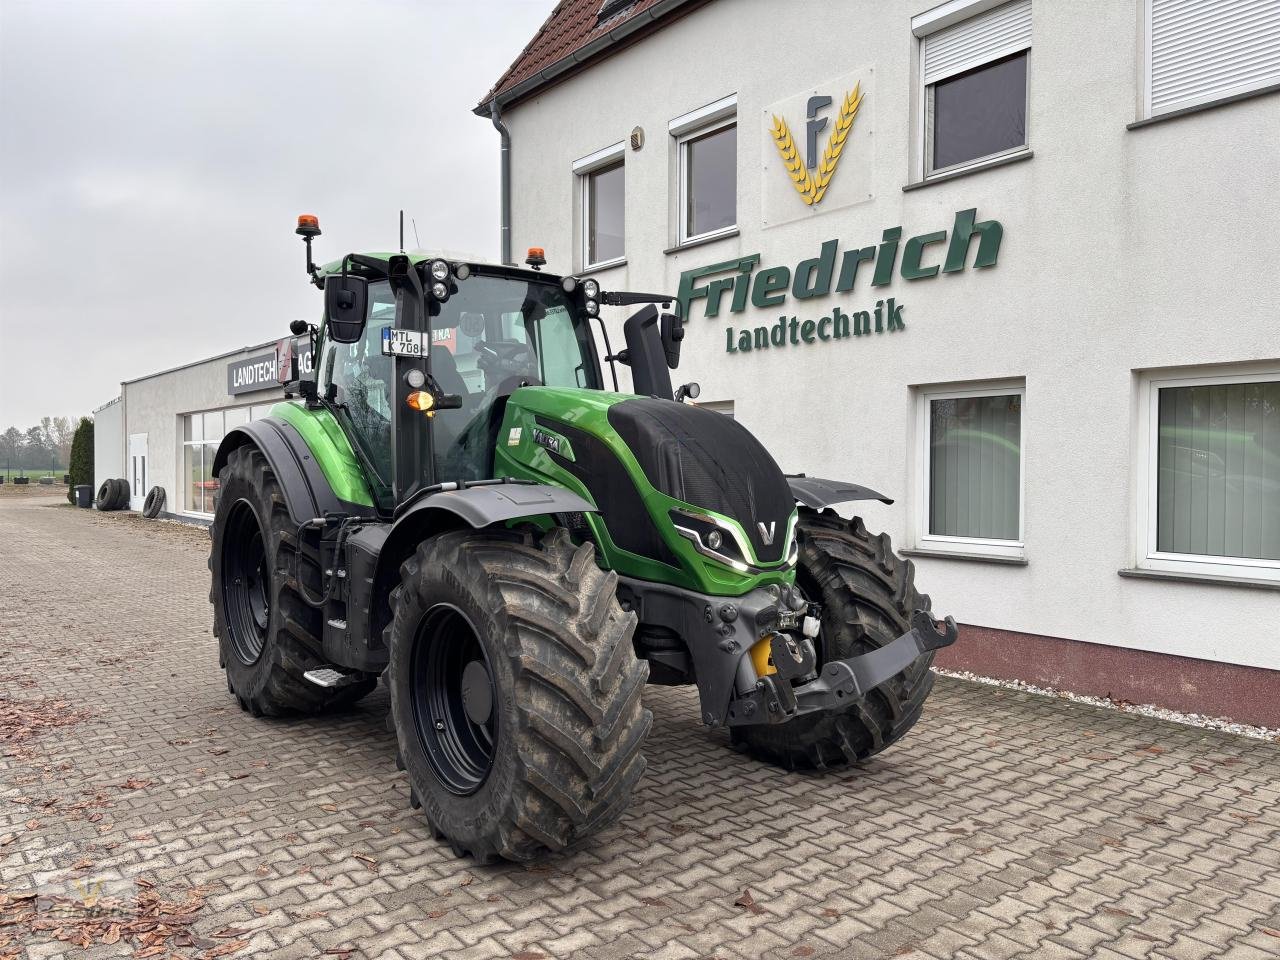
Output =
[
  {"x1": 209, "y1": 445, "x2": 375, "y2": 716},
  {"x1": 388, "y1": 527, "x2": 650, "y2": 863},
  {"x1": 732, "y1": 508, "x2": 936, "y2": 770},
  {"x1": 94, "y1": 480, "x2": 115, "y2": 510},
  {"x1": 142, "y1": 486, "x2": 165, "y2": 519},
  {"x1": 110, "y1": 478, "x2": 130, "y2": 510}
]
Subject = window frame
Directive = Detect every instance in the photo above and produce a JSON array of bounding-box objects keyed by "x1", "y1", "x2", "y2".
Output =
[
  {"x1": 1140, "y1": 0, "x2": 1280, "y2": 121},
  {"x1": 913, "y1": 380, "x2": 1027, "y2": 560},
  {"x1": 669, "y1": 94, "x2": 738, "y2": 247},
  {"x1": 912, "y1": 0, "x2": 1033, "y2": 183},
  {"x1": 573, "y1": 142, "x2": 626, "y2": 272},
  {"x1": 1135, "y1": 365, "x2": 1280, "y2": 582},
  {"x1": 180, "y1": 404, "x2": 272, "y2": 517}
]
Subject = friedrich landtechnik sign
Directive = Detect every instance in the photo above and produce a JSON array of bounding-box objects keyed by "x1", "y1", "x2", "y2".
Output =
[{"x1": 676, "y1": 209, "x2": 1002, "y2": 355}]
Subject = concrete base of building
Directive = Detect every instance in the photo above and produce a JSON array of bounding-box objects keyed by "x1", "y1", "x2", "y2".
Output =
[{"x1": 936, "y1": 625, "x2": 1280, "y2": 729}]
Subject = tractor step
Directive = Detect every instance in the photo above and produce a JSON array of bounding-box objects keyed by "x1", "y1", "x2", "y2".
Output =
[{"x1": 303, "y1": 666, "x2": 359, "y2": 688}]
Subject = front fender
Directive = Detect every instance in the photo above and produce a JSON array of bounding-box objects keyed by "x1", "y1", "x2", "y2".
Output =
[
  {"x1": 787, "y1": 475, "x2": 893, "y2": 509},
  {"x1": 370, "y1": 482, "x2": 600, "y2": 648}
]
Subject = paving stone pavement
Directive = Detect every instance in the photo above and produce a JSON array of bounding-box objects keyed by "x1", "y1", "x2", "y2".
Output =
[{"x1": 1, "y1": 494, "x2": 1278, "y2": 960}]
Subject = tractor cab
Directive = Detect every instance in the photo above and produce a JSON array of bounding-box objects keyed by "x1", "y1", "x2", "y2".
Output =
[
  {"x1": 307, "y1": 263, "x2": 606, "y2": 511},
  {"x1": 292, "y1": 217, "x2": 685, "y2": 515}
]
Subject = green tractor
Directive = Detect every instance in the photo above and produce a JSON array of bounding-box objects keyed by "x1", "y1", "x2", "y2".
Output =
[{"x1": 208, "y1": 216, "x2": 957, "y2": 862}]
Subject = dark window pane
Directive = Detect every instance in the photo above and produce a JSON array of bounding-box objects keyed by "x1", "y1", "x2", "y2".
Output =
[
  {"x1": 929, "y1": 394, "x2": 1021, "y2": 540},
  {"x1": 932, "y1": 51, "x2": 1027, "y2": 171},
  {"x1": 1156, "y1": 381, "x2": 1280, "y2": 560},
  {"x1": 686, "y1": 124, "x2": 736, "y2": 237},
  {"x1": 587, "y1": 161, "x2": 624, "y2": 264}
]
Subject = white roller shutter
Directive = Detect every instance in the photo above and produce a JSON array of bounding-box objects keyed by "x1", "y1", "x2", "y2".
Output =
[
  {"x1": 922, "y1": 0, "x2": 1032, "y2": 86},
  {"x1": 1149, "y1": 0, "x2": 1280, "y2": 115}
]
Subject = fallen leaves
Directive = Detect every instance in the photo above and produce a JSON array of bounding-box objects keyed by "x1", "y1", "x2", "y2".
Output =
[
  {"x1": 0, "y1": 880, "x2": 213, "y2": 959},
  {"x1": 118, "y1": 778, "x2": 154, "y2": 790},
  {"x1": 733, "y1": 889, "x2": 764, "y2": 916},
  {"x1": 0, "y1": 697, "x2": 91, "y2": 746}
]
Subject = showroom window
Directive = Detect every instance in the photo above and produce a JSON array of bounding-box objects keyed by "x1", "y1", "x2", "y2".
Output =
[
  {"x1": 1136, "y1": 367, "x2": 1280, "y2": 581},
  {"x1": 912, "y1": 0, "x2": 1031, "y2": 179},
  {"x1": 1143, "y1": 0, "x2": 1280, "y2": 119},
  {"x1": 670, "y1": 94, "x2": 737, "y2": 245},
  {"x1": 181, "y1": 404, "x2": 276, "y2": 516},
  {"x1": 573, "y1": 143, "x2": 625, "y2": 270},
  {"x1": 914, "y1": 382, "x2": 1025, "y2": 559}
]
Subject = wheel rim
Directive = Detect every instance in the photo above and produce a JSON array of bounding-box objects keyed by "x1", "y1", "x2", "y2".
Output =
[
  {"x1": 410, "y1": 604, "x2": 497, "y2": 796},
  {"x1": 221, "y1": 500, "x2": 270, "y2": 665}
]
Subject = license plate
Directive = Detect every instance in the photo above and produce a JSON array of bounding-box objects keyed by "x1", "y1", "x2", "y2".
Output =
[{"x1": 381, "y1": 328, "x2": 424, "y2": 358}]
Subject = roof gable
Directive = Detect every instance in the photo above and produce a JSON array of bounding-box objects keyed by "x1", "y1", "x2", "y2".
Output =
[{"x1": 478, "y1": 0, "x2": 701, "y2": 111}]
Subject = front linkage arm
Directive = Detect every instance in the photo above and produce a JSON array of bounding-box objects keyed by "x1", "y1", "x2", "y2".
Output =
[{"x1": 746, "y1": 611, "x2": 959, "y2": 726}]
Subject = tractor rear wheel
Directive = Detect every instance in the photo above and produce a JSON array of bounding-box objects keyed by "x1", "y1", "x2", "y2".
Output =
[
  {"x1": 387, "y1": 527, "x2": 650, "y2": 863},
  {"x1": 209, "y1": 444, "x2": 375, "y2": 716},
  {"x1": 731, "y1": 508, "x2": 937, "y2": 769}
]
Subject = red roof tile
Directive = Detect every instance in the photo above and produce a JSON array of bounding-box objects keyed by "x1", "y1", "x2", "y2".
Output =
[{"x1": 478, "y1": 0, "x2": 696, "y2": 110}]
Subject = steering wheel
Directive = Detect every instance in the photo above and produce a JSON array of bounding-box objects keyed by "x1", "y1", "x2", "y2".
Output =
[{"x1": 475, "y1": 340, "x2": 536, "y2": 379}]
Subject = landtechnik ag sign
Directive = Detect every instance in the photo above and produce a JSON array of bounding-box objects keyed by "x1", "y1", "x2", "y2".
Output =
[{"x1": 676, "y1": 208, "x2": 1002, "y2": 354}]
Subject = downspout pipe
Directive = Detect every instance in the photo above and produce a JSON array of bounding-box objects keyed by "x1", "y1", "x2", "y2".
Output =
[{"x1": 489, "y1": 100, "x2": 512, "y2": 267}]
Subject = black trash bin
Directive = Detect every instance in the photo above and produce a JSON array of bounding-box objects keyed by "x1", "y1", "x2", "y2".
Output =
[{"x1": 73, "y1": 485, "x2": 93, "y2": 508}]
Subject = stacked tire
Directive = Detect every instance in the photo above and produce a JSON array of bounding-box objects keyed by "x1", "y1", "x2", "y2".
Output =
[{"x1": 94, "y1": 479, "x2": 131, "y2": 511}]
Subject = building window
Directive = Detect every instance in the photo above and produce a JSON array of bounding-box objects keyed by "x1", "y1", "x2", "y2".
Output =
[
  {"x1": 1143, "y1": 0, "x2": 1280, "y2": 119},
  {"x1": 1137, "y1": 368, "x2": 1280, "y2": 581},
  {"x1": 913, "y1": 0, "x2": 1031, "y2": 179},
  {"x1": 573, "y1": 143, "x2": 625, "y2": 270},
  {"x1": 669, "y1": 94, "x2": 737, "y2": 246},
  {"x1": 915, "y1": 382, "x2": 1025, "y2": 559},
  {"x1": 181, "y1": 404, "x2": 276, "y2": 516}
]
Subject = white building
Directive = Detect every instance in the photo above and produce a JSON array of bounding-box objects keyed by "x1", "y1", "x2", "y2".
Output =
[
  {"x1": 95, "y1": 337, "x2": 310, "y2": 517},
  {"x1": 477, "y1": 0, "x2": 1280, "y2": 724}
]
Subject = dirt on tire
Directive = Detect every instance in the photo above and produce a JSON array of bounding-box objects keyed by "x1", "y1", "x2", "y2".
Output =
[{"x1": 387, "y1": 526, "x2": 651, "y2": 863}]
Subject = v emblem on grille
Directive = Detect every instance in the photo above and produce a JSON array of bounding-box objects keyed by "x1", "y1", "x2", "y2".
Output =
[{"x1": 757, "y1": 521, "x2": 777, "y2": 546}]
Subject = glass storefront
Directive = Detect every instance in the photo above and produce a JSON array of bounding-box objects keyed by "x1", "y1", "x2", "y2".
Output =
[{"x1": 181, "y1": 404, "x2": 277, "y2": 516}]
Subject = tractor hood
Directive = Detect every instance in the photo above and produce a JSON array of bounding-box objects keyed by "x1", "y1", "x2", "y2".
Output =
[
  {"x1": 605, "y1": 398, "x2": 796, "y2": 564},
  {"x1": 493, "y1": 387, "x2": 799, "y2": 595}
]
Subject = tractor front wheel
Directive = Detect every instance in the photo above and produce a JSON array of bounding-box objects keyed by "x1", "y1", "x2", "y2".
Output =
[
  {"x1": 731, "y1": 508, "x2": 937, "y2": 769},
  {"x1": 387, "y1": 527, "x2": 650, "y2": 863}
]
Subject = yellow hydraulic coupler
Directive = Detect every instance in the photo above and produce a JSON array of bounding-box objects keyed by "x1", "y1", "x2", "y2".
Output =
[{"x1": 749, "y1": 634, "x2": 777, "y2": 678}]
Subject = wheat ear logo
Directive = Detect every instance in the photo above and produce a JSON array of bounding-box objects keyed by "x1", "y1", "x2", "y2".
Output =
[{"x1": 770, "y1": 83, "x2": 864, "y2": 206}]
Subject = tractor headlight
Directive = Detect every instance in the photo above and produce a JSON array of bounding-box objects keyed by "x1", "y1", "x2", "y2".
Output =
[
  {"x1": 583, "y1": 278, "x2": 600, "y2": 299},
  {"x1": 670, "y1": 510, "x2": 748, "y2": 572},
  {"x1": 584, "y1": 299, "x2": 599, "y2": 317},
  {"x1": 430, "y1": 281, "x2": 449, "y2": 301},
  {"x1": 561, "y1": 276, "x2": 578, "y2": 294},
  {"x1": 429, "y1": 259, "x2": 450, "y2": 282},
  {"x1": 454, "y1": 262, "x2": 471, "y2": 280}
]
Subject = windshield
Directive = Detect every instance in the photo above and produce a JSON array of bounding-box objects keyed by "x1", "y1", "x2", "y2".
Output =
[
  {"x1": 317, "y1": 272, "x2": 601, "y2": 503},
  {"x1": 432, "y1": 273, "x2": 601, "y2": 482}
]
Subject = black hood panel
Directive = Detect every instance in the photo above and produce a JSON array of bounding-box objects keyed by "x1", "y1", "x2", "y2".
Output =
[{"x1": 607, "y1": 398, "x2": 795, "y2": 562}]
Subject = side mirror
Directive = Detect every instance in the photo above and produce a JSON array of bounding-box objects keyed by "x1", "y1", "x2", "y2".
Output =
[
  {"x1": 325, "y1": 274, "x2": 368, "y2": 344},
  {"x1": 660, "y1": 311, "x2": 684, "y2": 369}
]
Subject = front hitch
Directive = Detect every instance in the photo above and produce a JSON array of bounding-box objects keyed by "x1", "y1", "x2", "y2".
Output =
[{"x1": 735, "y1": 611, "x2": 958, "y2": 726}]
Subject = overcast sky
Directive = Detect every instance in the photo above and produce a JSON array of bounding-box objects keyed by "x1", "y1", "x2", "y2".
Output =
[{"x1": 0, "y1": 0, "x2": 555, "y2": 427}]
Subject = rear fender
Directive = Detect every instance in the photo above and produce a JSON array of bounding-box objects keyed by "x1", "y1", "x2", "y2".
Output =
[{"x1": 213, "y1": 420, "x2": 375, "y2": 526}]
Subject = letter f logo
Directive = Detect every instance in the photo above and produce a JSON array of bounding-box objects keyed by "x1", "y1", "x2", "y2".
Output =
[{"x1": 805, "y1": 95, "x2": 832, "y2": 170}]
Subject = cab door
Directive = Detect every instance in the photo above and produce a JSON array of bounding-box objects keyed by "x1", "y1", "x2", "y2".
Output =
[{"x1": 128, "y1": 433, "x2": 147, "y2": 511}]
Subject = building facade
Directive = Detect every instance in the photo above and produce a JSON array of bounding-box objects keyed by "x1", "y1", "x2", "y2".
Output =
[
  {"x1": 96, "y1": 338, "x2": 311, "y2": 518},
  {"x1": 479, "y1": 0, "x2": 1280, "y2": 723}
]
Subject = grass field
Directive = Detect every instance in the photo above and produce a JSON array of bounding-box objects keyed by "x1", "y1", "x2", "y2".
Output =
[{"x1": 1, "y1": 467, "x2": 68, "y2": 481}]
